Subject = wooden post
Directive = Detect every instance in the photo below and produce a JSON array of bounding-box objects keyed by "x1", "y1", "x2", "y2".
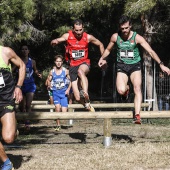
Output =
[
  {"x1": 103, "y1": 119, "x2": 112, "y2": 147},
  {"x1": 68, "y1": 108, "x2": 74, "y2": 126}
]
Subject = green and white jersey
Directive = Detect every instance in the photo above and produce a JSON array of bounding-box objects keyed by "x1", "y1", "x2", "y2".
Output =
[
  {"x1": 116, "y1": 32, "x2": 141, "y2": 64},
  {"x1": 0, "y1": 46, "x2": 15, "y2": 106}
]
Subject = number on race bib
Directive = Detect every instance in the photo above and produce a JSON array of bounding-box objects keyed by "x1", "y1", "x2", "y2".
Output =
[
  {"x1": 72, "y1": 50, "x2": 85, "y2": 60},
  {"x1": 0, "y1": 72, "x2": 5, "y2": 88},
  {"x1": 120, "y1": 50, "x2": 134, "y2": 59}
]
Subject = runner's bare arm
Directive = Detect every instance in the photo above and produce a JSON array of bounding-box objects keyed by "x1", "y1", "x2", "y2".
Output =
[
  {"x1": 98, "y1": 33, "x2": 117, "y2": 68},
  {"x1": 6, "y1": 47, "x2": 25, "y2": 87},
  {"x1": 88, "y1": 34, "x2": 104, "y2": 55},
  {"x1": 66, "y1": 69, "x2": 71, "y2": 94},
  {"x1": 51, "y1": 33, "x2": 69, "y2": 46},
  {"x1": 48, "y1": 70, "x2": 53, "y2": 82},
  {"x1": 5, "y1": 47, "x2": 25, "y2": 102},
  {"x1": 136, "y1": 34, "x2": 170, "y2": 75},
  {"x1": 32, "y1": 60, "x2": 42, "y2": 78}
]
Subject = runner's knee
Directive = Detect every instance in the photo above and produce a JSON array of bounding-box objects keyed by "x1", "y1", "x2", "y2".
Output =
[
  {"x1": 3, "y1": 133, "x2": 15, "y2": 144},
  {"x1": 78, "y1": 69, "x2": 85, "y2": 77},
  {"x1": 117, "y1": 87, "x2": 126, "y2": 95},
  {"x1": 133, "y1": 85, "x2": 141, "y2": 94}
]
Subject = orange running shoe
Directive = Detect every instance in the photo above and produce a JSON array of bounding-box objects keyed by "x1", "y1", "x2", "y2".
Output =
[
  {"x1": 133, "y1": 114, "x2": 141, "y2": 124},
  {"x1": 84, "y1": 102, "x2": 95, "y2": 112}
]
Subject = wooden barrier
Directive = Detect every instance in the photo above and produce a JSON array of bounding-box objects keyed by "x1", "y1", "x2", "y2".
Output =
[
  {"x1": 16, "y1": 111, "x2": 170, "y2": 120},
  {"x1": 16, "y1": 103, "x2": 150, "y2": 109}
]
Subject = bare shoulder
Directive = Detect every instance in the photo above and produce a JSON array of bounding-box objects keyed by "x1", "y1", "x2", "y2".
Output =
[
  {"x1": 110, "y1": 33, "x2": 118, "y2": 42},
  {"x1": 135, "y1": 33, "x2": 145, "y2": 44},
  {"x1": 87, "y1": 34, "x2": 96, "y2": 41},
  {"x1": 31, "y1": 59, "x2": 37, "y2": 68},
  {"x1": 31, "y1": 58, "x2": 36, "y2": 64},
  {"x1": 2, "y1": 46, "x2": 15, "y2": 58},
  {"x1": 62, "y1": 33, "x2": 69, "y2": 40}
]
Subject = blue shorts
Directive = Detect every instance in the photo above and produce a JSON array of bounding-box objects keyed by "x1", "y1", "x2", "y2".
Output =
[
  {"x1": 22, "y1": 83, "x2": 36, "y2": 95},
  {"x1": 53, "y1": 91, "x2": 68, "y2": 107}
]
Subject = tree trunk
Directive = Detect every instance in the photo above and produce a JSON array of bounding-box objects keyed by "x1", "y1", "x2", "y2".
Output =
[{"x1": 141, "y1": 14, "x2": 158, "y2": 110}]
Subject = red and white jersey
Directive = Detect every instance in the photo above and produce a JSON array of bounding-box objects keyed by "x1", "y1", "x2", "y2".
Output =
[{"x1": 65, "y1": 30, "x2": 90, "y2": 66}]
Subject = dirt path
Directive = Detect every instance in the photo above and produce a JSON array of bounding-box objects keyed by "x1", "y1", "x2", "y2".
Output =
[{"x1": 4, "y1": 119, "x2": 170, "y2": 170}]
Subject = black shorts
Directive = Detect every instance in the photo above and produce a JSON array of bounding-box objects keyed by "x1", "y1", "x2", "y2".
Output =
[
  {"x1": 69, "y1": 63, "x2": 90, "y2": 82},
  {"x1": 0, "y1": 103, "x2": 15, "y2": 118},
  {"x1": 116, "y1": 62, "x2": 141, "y2": 76}
]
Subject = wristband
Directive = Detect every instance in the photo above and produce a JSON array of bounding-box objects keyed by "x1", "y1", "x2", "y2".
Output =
[
  {"x1": 15, "y1": 85, "x2": 22, "y2": 89},
  {"x1": 159, "y1": 61, "x2": 164, "y2": 65}
]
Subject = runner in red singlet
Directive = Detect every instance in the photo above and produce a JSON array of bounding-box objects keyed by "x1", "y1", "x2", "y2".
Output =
[{"x1": 51, "y1": 19, "x2": 104, "y2": 111}]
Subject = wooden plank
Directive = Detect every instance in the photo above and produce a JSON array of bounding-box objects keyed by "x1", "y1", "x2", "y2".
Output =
[
  {"x1": 16, "y1": 103, "x2": 150, "y2": 109},
  {"x1": 16, "y1": 111, "x2": 170, "y2": 120}
]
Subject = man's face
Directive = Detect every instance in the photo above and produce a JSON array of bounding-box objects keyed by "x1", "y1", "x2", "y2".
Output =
[
  {"x1": 21, "y1": 46, "x2": 29, "y2": 57},
  {"x1": 159, "y1": 72, "x2": 164, "y2": 78},
  {"x1": 73, "y1": 24, "x2": 84, "y2": 39},
  {"x1": 120, "y1": 21, "x2": 131, "y2": 36},
  {"x1": 55, "y1": 58, "x2": 63, "y2": 68}
]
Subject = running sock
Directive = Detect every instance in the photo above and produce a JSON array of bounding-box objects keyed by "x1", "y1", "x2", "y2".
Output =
[{"x1": 3, "y1": 158, "x2": 11, "y2": 165}]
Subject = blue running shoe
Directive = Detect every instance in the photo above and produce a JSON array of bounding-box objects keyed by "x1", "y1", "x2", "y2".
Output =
[{"x1": 1, "y1": 161, "x2": 14, "y2": 170}]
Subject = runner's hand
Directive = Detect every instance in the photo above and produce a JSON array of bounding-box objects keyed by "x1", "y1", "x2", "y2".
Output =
[
  {"x1": 13, "y1": 87, "x2": 23, "y2": 103},
  {"x1": 160, "y1": 65, "x2": 170, "y2": 75}
]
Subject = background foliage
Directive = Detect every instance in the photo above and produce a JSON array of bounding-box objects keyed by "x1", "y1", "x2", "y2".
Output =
[{"x1": 0, "y1": 0, "x2": 169, "y2": 99}]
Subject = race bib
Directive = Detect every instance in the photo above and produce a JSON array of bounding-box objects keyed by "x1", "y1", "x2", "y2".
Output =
[
  {"x1": 0, "y1": 72, "x2": 5, "y2": 88},
  {"x1": 25, "y1": 68, "x2": 30, "y2": 79},
  {"x1": 55, "y1": 80, "x2": 65, "y2": 90},
  {"x1": 120, "y1": 50, "x2": 134, "y2": 59},
  {"x1": 72, "y1": 50, "x2": 85, "y2": 60}
]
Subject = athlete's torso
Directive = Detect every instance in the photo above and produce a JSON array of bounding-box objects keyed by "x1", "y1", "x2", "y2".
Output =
[
  {"x1": 66, "y1": 30, "x2": 90, "y2": 66},
  {"x1": 51, "y1": 67, "x2": 68, "y2": 95},
  {"x1": 23, "y1": 58, "x2": 34, "y2": 85},
  {"x1": 116, "y1": 32, "x2": 141, "y2": 64},
  {"x1": 0, "y1": 46, "x2": 15, "y2": 105}
]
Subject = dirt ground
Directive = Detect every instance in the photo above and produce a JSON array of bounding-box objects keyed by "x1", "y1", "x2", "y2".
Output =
[{"x1": 3, "y1": 119, "x2": 170, "y2": 170}]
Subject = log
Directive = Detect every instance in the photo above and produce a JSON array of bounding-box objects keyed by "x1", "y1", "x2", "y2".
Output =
[
  {"x1": 16, "y1": 111, "x2": 170, "y2": 120},
  {"x1": 16, "y1": 103, "x2": 150, "y2": 109}
]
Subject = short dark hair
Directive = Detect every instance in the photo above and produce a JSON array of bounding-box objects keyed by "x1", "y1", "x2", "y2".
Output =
[
  {"x1": 54, "y1": 55, "x2": 64, "y2": 61},
  {"x1": 72, "y1": 19, "x2": 83, "y2": 27},
  {"x1": 119, "y1": 15, "x2": 132, "y2": 26}
]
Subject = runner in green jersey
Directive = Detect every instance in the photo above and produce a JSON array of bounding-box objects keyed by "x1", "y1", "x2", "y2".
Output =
[
  {"x1": 0, "y1": 45, "x2": 25, "y2": 170},
  {"x1": 98, "y1": 15, "x2": 170, "y2": 124}
]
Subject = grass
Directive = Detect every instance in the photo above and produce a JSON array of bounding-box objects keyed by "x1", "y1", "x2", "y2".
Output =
[{"x1": 4, "y1": 119, "x2": 170, "y2": 170}]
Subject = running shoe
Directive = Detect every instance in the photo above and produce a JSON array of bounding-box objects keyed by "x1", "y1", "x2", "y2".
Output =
[
  {"x1": 24, "y1": 120, "x2": 30, "y2": 131},
  {"x1": 85, "y1": 102, "x2": 95, "y2": 112},
  {"x1": 79, "y1": 90, "x2": 90, "y2": 103},
  {"x1": 1, "y1": 161, "x2": 14, "y2": 170},
  {"x1": 121, "y1": 88, "x2": 129, "y2": 101},
  {"x1": 133, "y1": 114, "x2": 141, "y2": 124},
  {"x1": 54, "y1": 126, "x2": 61, "y2": 131}
]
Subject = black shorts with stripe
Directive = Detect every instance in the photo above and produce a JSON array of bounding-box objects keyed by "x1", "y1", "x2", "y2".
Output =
[{"x1": 116, "y1": 61, "x2": 141, "y2": 76}]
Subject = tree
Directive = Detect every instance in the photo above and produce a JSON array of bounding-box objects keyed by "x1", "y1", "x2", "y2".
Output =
[
  {"x1": 0, "y1": 0, "x2": 38, "y2": 45},
  {"x1": 124, "y1": 0, "x2": 170, "y2": 109}
]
